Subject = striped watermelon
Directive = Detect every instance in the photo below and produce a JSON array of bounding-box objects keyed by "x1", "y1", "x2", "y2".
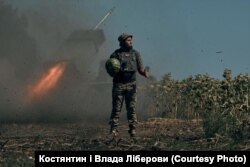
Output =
[{"x1": 105, "y1": 58, "x2": 121, "y2": 77}]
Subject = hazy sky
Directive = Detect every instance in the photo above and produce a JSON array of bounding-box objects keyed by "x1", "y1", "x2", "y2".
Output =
[{"x1": 7, "y1": 0, "x2": 250, "y2": 80}]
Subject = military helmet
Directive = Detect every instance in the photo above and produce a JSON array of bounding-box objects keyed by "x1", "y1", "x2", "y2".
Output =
[
  {"x1": 118, "y1": 33, "x2": 133, "y2": 42},
  {"x1": 105, "y1": 58, "x2": 121, "y2": 77}
]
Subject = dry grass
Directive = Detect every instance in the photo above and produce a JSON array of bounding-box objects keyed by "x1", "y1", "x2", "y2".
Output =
[{"x1": 0, "y1": 118, "x2": 249, "y2": 166}]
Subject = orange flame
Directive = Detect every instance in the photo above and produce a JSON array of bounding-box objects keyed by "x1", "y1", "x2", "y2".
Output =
[{"x1": 28, "y1": 61, "x2": 67, "y2": 99}]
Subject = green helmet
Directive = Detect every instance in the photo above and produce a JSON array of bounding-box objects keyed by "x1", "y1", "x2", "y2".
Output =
[{"x1": 105, "y1": 58, "x2": 121, "y2": 77}]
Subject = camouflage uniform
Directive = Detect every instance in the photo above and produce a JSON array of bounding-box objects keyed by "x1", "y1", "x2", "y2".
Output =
[{"x1": 109, "y1": 45, "x2": 147, "y2": 137}]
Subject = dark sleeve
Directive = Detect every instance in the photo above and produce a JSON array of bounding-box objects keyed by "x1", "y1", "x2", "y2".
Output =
[
  {"x1": 110, "y1": 50, "x2": 119, "y2": 59},
  {"x1": 135, "y1": 50, "x2": 146, "y2": 76}
]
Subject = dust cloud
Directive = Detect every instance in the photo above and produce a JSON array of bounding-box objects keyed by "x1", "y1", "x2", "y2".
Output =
[{"x1": 0, "y1": 0, "x2": 154, "y2": 125}]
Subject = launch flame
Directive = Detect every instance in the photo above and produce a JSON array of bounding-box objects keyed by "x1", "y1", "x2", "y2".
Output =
[{"x1": 28, "y1": 61, "x2": 67, "y2": 99}]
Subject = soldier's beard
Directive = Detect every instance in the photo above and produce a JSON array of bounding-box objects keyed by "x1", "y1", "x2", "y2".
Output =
[{"x1": 120, "y1": 43, "x2": 133, "y2": 50}]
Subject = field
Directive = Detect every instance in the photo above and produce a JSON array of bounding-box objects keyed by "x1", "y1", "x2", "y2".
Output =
[
  {"x1": 0, "y1": 1, "x2": 250, "y2": 166},
  {"x1": 1, "y1": 118, "x2": 249, "y2": 166}
]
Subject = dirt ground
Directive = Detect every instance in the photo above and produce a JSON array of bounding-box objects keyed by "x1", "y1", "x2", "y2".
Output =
[{"x1": 0, "y1": 118, "x2": 249, "y2": 166}]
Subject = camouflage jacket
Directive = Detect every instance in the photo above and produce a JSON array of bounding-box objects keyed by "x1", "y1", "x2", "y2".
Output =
[{"x1": 110, "y1": 47, "x2": 145, "y2": 83}]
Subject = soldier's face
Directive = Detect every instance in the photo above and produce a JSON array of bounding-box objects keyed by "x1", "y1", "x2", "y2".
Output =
[{"x1": 124, "y1": 37, "x2": 133, "y2": 48}]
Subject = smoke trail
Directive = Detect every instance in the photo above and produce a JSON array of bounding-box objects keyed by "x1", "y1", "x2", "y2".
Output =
[
  {"x1": 0, "y1": 0, "x2": 154, "y2": 124},
  {"x1": 0, "y1": 0, "x2": 110, "y2": 124}
]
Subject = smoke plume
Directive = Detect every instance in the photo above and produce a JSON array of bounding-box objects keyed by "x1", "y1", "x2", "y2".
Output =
[{"x1": 0, "y1": 0, "x2": 153, "y2": 124}]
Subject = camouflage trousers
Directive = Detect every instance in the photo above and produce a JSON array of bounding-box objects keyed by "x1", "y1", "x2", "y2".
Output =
[{"x1": 109, "y1": 81, "x2": 137, "y2": 132}]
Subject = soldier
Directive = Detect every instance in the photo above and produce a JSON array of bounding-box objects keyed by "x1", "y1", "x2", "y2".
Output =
[{"x1": 106, "y1": 33, "x2": 149, "y2": 137}]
